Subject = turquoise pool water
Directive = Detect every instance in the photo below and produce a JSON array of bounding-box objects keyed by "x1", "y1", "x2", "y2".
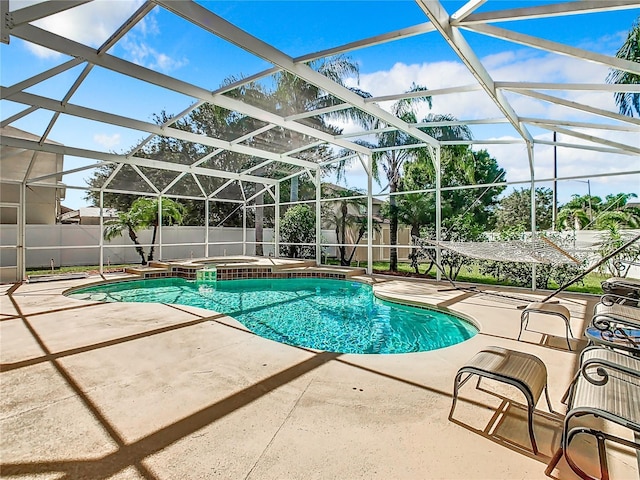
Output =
[{"x1": 68, "y1": 277, "x2": 478, "y2": 354}]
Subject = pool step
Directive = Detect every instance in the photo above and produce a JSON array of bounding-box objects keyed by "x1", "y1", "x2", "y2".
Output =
[
  {"x1": 276, "y1": 265, "x2": 366, "y2": 277},
  {"x1": 127, "y1": 259, "x2": 365, "y2": 280},
  {"x1": 125, "y1": 265, "x2": 171, "y2": 276}
]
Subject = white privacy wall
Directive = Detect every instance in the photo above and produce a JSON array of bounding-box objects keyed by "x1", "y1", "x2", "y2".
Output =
[{"x1": 1, "y1": 225, "x2": 337, "y2": 269}]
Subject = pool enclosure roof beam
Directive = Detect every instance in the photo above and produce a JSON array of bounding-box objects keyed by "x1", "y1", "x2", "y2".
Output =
[
  {"x1": 7, "y1": 23, "x2": 368, "y2": 163},
  {"x1": 212, "y1": 21, "x2": 435, "y2": 96},
  {"x1": 6, "y1": 90, "x2": 319, "y2": 170},
  {"x1": 1, "y1": 136, "x2": 279, "y2": 186},
  {"x1": 415, "y1": 0, "x2": 535, "y2": 174},
  {"x1": 455, "y1": 0, "x2": 640, "y2": 25},
  {"x1": 365, "y1": 84, "x2": 483, "y2": 103},
  {"x1": 156, "y1": 0, "x2": 442, "y2": 149},
  {"x1": 7, "y1": 0, "x2": 92, "y2": 27},
  {"x1": 336, "y1": 117, "x2": 510, "y2": 139},
  {"x1": 2, "y1": 58, "x2": 84, "y2": 99},
  {"x1": 515, "y1": 89, "x2": 640, "y2": 126},
  {"x1": 451, "y1": 0, "x2": 487, "y2": 23},
  {"x1": 533, "y1": 124, "x2": 640, "y2": 156},
  {"x1": 36, "y1": 2, "x2": 155, "y2": 146},
  {"x1": 534, "y1": 140, "x2": 639, "y2": 157},
  {"x1": 497, "y1": 82, "x2": 640, "y2": 93},
  {"x1": 0, "y1": 106, "x2": 38, "y2": 128},
  {"x1": 464, "y1": 23, "x2": 640, "y2": 75},
  {"x1": 521, "y1": 118, "x2": 640, "y2": 133}
]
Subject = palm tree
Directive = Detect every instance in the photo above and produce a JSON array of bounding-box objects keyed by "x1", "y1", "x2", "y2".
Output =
[
  {"x1": 371, "y1": 84, "x2": 433, "y2": 271},
  {"x1": 322, "y1": 187, "x2": 369, "y2": 266},
  {"x1": 557, "y1": 192, "x2": 640, "y2": 230},
  {"x1": 606, "y1": 18, "x2": 640, "y2": 117},
  {"x1": 103, "y1": 208, "x2": 148, "y2": 265},
  {"x1": 131, "y1": 197, "x2": 184, "y2": 261},
  {"x1": 393, "y1": 192, "x2": 434, "y2": 273},
  {"x1": 593, "y1": 193, "x2": 640, "y2": 229},
  {"x1": 103, "y1": 197, "x2": 184, "y2": 265},
  {"x1": 557, "y1": 205, "x2": 591, "y2": 231},
  {"x1": 352, "y1": 103, "x2": 477, "y2": 272},
  {"x1": 250, "y1": 55, "x2": 370, "y2": 255},
  {"x1": 557, "y1": 194, "x2": 599, "y2": 230}
]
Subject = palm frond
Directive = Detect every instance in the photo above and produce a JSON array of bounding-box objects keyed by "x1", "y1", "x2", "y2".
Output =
[{"x1": 606, "y1": 18, "x2": 640, "y2": 117}]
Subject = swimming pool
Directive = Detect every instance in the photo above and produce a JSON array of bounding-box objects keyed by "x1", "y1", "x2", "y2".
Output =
[{"x1": 67, "y1": 277, "x2": 478, "y2": 354}]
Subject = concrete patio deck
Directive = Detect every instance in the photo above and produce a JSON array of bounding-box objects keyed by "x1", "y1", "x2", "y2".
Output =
[{"x1": 1, "y1": 272, "x2": 638, "y2": 479}]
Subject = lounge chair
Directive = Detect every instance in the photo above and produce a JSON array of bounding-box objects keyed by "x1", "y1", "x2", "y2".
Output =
[
  {"x1": 588, "y1": 295, "x2": 640, "y2": 354},
  {"x1": 449, "y1": 346, "x2": 553, "y2": 454},
  {"x1": 546, "y1": 346, "x2": 640, "y2": 479},
  {"x1": 601, "y1": 277, "x2": 640, "y2": 300}
]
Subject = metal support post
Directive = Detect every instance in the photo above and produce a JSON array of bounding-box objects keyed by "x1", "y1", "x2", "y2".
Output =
[
  {"x1": 18, "y1": 182, "x2": 26, "y2": 281},
  {"x1": 204, "y1": 198, "x2": 209, "y2": 258},
  {"x1": 366, "y1": 154, "x2": 373, "y2": 275},
  {"x1": 242, "y1": 204, "x2": 247, "y2": 256},
  {"x1": 158, "y1": 195, "x2": 162, "y2": 261},
  {"x1": 99, "y1": 191, "x2": 104, "y2": 274},
  {"x1": 435, "y1": 146, "x2": 442, "y2": 282},
  {"x1": 315, "y1": 168, "x2": 322, "y2": 265},
  {"x1": 274, "y1": 182, "x2": 280, "y2": 258},
  {"x1": 529, "y1": 143, "x2": 537, "y2": 291}
]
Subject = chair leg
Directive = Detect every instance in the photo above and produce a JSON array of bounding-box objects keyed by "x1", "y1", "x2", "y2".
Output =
[
  {"x1": 449, "y1": 372, "x2": 463, "y2": 420},
  {"x1": 596, "y1": 432, "x2": 610, "y2": 480},
  {"x1": 518, "y1": 312, "x2": 529, "y2": 341},
  {"x1": 527, "y1": 403, "x2": 538, "y2": 454},
  {"x1": 564, "y1": 318, "x2": 573, "y2": 351},
  {"x1": 545, "y1": 447, "x2": 563, "y2": 476},
  {"x1": 544, "y1": 385, "x2": 554, "y2": 414}
]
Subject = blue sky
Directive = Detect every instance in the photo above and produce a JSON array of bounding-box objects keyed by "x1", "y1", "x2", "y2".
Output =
[{"x1": 1, "y1": 1, "x2": 639, "y2": 209}]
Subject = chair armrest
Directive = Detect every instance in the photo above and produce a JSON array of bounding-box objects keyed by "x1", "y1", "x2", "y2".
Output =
[
  {"x1": 600, "y1": 294, "x2": 640, "y2": 306},
  {"x1": 581, "y1": 357, "x2": 640, "y2": 386},
  {"x1": 592, "y1": 312, "x2": 640, "y2": 331}
]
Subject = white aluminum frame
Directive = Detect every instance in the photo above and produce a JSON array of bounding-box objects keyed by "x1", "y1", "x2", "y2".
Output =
[{"x1": 1, "y1": 0, "x2": 639, "y2": 287}]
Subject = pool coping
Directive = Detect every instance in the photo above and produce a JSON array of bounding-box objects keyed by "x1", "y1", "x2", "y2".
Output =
[{"x1": 63, "y1": 272, "x2": 482, "y2": 352}]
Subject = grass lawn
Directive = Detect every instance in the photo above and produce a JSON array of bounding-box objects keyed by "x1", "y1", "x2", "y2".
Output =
[
  {"x1": 28, "y1": 259, "x2": 608, "y2": 295},
  {"x1": 27, "y1": 264, "x2": 136, "y2": 276},
  {"x1": 354, "y1": 260, "x2": 606, "y2": 295}
]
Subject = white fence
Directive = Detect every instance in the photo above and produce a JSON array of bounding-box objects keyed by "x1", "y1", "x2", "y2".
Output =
[
  {"x1": 0, "y1": 225, "x2": 637, "y2": 280},
  {"x1": 0, "y1": 224, "x2": 338, "y2": 269}
]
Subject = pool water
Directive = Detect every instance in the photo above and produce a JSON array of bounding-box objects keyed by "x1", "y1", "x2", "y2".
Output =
[{"x1": 68, "y1": 277, "x2": 478, "y2": 354}]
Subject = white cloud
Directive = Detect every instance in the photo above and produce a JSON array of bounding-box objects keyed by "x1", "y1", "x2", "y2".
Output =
[
  {"x1": 23, "y1": 0, "x2": 144, "y2": 58},
  {"x1": 121, "y1": 37, "x2": 188, "y2": 72},
  {"x1": 93, "y1": 133, "x2": 121, "y2": 149},
  {"x1": 118, "y1": 10, "x2": 188, "y2": 73},
  {"x1": 19, "y1": 0, "x2": 186, "y2": 72},
  {"x1": 347, "y1": 45, "x2": 622, "y2": 125},
  {"x1": 338, "y1": 44, "x2": 639, "y2": 202},
  {"x1": 479, "y1": 129, "x2": 639, "y2": 204}
]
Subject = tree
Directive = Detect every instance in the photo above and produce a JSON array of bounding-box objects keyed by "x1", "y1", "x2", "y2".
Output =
[
  {"x1": 595, "y1": 193, "x2": 640, "y2": 229},
  {"x1": 598, "y1": 224, "x2": 640, "y2": 277},
  {"x1": 279, "y1": 205, "x2": 315, "y2": 258},
  {"x1": 557, "y1": 194, "x2": 600, "y2": 230},
  {"x1": 369, "y1": 84, "x2": 433, "y2": 272},
  {"x1": 133, "y1": 197, "x2": 184, "y2": 262},
  {"x1": 495, "y1": 187, "x2": 553, "y2": 232},
  {"x1": 557, "y1": 192, "x2": 640, "y2": 230},
  {"x1": 606, "y1": 18, "x2": 640, "y2": 117},
  {"x1": 401, "y1": 146, "x2": 505, "y2": 279},
  {"x1": 103, "y1": 197, "x2": 184, "y2": 265},
  {"x1": 252, "y1": 55, "x2": 368, "y2": 254},
  {"x1": 403, "y1": 146, "x2": 505, "y2": 231},
  {"x1": 386, "y1": 192, "x2": 434, "y2": 273},
  {"x1": 322, "y1": 187, "x2": 379, "y2": 266}
]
